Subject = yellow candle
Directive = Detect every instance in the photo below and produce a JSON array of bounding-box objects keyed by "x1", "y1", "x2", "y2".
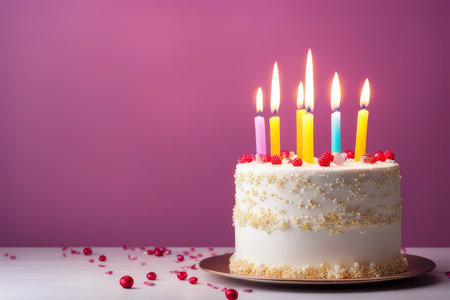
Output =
[
  {"x1": 302, "y1": 49, "x2": 314, "y2": 163},
  {"x1": 270, "y1": 62, "x2": 281, "y2": 156},
  {"x1": 302, "y1": 113, "x2": 314, "y2": 163},
  {"x1": 296, "y1": 81, "x2": 306, "y2": 158},
  {"x1": 355, "y1": 78, "x2": 371, "y2": 161},
  {"x1": 270, "y1": 116, "x2": 280, "y2": 156}
]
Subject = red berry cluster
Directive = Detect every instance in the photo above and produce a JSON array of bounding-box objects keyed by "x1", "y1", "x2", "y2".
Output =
[
  {"x1": 147, "y1": 247, "x2": 171, "y2": 257},
  {"x1": 238, "y1": 154, "x2": 253, "y2": 163},
  {"x1": 318, "y1": 151, "x2": 334, "y2": 167},
  {"x1": 271, "y1": 155, "x2": 282, "y2": 165},
  {"x1": 362, "y1": 150, "x2": 395, "y2": 164}
]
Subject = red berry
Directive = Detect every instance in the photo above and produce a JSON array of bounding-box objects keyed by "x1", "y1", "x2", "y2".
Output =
[
  {"x1": 286, "y1": 158, "x2": 292, "y2": 164},
  {"x1": 165, "y1": 249, "x2": 172, "y2": 255},
  {"x1": 271, "y1": 155, "x2": 282, "y2": 165},
  {"x1": 345, "y1": 150, "x2": 355, "y2": 159},
  {"x1": 119, "y1": 276, "x2": 134, "y2": 288},
  {"x1": 384, "y1": 150, "x2": 395, "y2": 160},
  {"x1": 154, "y1": 249, "x2": 163, "y2": 257},
  {"x1": 176, "y1": 254, "x2": 184, "y2": 262},
  {"x1": 83, "y1": 248, "x2": 92, "y2": 255},
  {"x1": 188, "y1": 277, "x2": 198, "y2": 284},
  {"x1": 280, "y1": 150, "x2": 289, "y2": 159},
  {"x1": 147, "y1": 272, "x2": 157, "y2": 280},
  {"x1": 318, "y1": 156, "x2": 331, "y2": 167},
  {"x1": 374, "y1": 151, "x2": 386, "y2": 162},
  {"x1": 321, "y1": 151, "x2": 334, "y2": 162},
  {"x1": 225, "y1": 288, "x2": 239, "y2": 300},
  {"x1": 362, "y1": 153, "x2": 376, "y2": 164},
  {"x1": 99, "y1": 255, "x2": 106, "y2": 262},
  {"x1": 292, "y1": 158, "x2": 303, "y2": 167},
  {"x1": 238, "y1": 154, "x2": 253, "y2": 163},
  {"x1": 147, "y1": 249, "x2": 153, "y2": 255},
  {"x1": 177, "y1": 271, "x2": 187, "y2": 280}
]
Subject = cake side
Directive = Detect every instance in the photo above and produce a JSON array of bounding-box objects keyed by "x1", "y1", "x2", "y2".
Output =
[{"x1": 231, "y1": 160, "x2": 407, "y2": 279}]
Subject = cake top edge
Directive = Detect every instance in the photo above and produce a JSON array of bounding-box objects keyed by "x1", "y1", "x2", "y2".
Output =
[{"x1": 236, "y1": 159, "x2": 398, "y2": 172}]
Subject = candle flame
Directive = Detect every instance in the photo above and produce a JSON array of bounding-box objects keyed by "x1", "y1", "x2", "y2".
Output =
[
  {"x1": 256, "y1": 87, "x2": 263, "y2": 114},
  {"x1": 305, "y1": 49, "x2": 314, "y2": 112},
  {"x1": 297, "y1": 81, "x2": 304, "y2": 110},
  {"x1": 331, "y1": 72, "x2": 341, "y2": 111},
  {"x1": 271, "y1": 62, "x2": 280, "y2": 114},
  {"x1": 360, "y1": 78, "x2": 370, "y2": 108}
]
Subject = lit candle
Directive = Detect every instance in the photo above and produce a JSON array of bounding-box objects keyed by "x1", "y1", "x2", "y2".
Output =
[
  {"x1": 296, "y1": 82, "x2": 307, "y2": 158},
  {"x1": 302, "y1": 49, "x2": 314, "y2": 163},
  {"x1": 355, "y1": 78, "x2": 370, "y2": 161},
  {"x1": 254, "y1": 87, "x2": 266, "y2": 156},
  {"x1": 270, "y1": 62, "x2": 281, "y2": 156},
  {"x1": 331, "y1": 72, "x2": 341, "y2": 154}
]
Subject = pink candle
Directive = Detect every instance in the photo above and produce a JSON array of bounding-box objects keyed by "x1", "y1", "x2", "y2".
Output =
[{"x1": 255, "y1": 88, "x2": 266, "y2": 155}]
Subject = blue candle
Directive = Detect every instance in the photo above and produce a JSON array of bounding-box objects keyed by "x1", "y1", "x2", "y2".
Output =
[
  {"x1": 331, "y1": 110, "x2": 341, "y2": 153},
  {"x1": 331, "y1": 72, "x2": 341, "y2": 153}
]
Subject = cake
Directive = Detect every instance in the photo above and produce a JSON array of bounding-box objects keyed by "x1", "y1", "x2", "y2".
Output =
[{"x1": 230, "y1": 154, "x2": 407, "y2": 279}]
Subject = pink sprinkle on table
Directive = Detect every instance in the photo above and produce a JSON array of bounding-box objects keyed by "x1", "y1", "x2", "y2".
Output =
[
  {"x1": 98, "y1": 264, "x2": 106, "y2": 267},
  {"x1": 89, "y1": 259, "x2": 94, "y2": 263},
  {"x1": 182, "y1": 251, "x2": 190, "y2": 255},
  {"x1": 105, "y1": 271, "x2": 113, "y2": 275},
  {"x1": 140, "y1": 262, "x2": 147, "y2": 266},
  {"x1": 144, "y1": 281, "x2": 155, "y2": 286},
  {"x1": 10, "y1": 256, "x2": 16, "y2": 260},
  {"x1": 244, "y1": 289, "x2": 253, "y2": 292}
]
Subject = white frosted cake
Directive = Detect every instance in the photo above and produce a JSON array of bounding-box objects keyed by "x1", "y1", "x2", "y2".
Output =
[{"x1": 230, "y1": 156, "x2": 407, "y2": 279}]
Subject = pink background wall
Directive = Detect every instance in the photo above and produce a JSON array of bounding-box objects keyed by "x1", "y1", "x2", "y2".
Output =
[{"x1": 0, "y1": 0, "x2": 449, "y2": 246}]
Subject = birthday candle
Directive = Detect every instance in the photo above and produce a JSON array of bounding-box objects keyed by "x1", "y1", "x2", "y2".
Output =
[
  {"x1": 254, "y1": 87, "x2": 266, "y2": 156},
  {"x1": 355, "y1": 79, "x2": 370, "y2": 161},
  {"x1": 270, "y1": 62, "x2": 280, "y2": 156},
  {"x1": 331, "y1": 72, "x2": 341, "y2": 154},
  {"x1": 302, "y1": 49, "x2": 314, "y2": 163},
  {"x1": 296, "y1": 82, "x2": 307, "y2": 158}
]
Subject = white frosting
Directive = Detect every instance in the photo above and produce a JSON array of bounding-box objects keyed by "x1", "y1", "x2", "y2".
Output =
[{"x1": 233, "y1": 160, "x2": 403, "y2": 274}]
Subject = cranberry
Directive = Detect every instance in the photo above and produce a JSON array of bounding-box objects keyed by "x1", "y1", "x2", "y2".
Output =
[
  {"x1": 176, "y1": 254, "x2": 184, "y2": 262},
  {"x1": 147, "y1": 249, "x2": 154, "y2": 255},
  {"x1": 384, "y1": 150, "x2": 395, "y2": 160},
  {"x1": 99, "y1": 255, "x2": 106, "y2": 262},
  {"x1": 280, "y1": 150, "x2": 290, "y2": 158},
  {"x1": 119, "y1": 276, "x2": 134, "y2": 288},
  {"x1": 374, "y1": 151, "x2": 386, "y2": 162},
  {"x1": 345, "y1": 150, "x2": 355, "y2": 159},
  {"x1": 188, "y1": 277, "x2": 198, "y2": 284},
  {"x1": 165, "y1": 249, "x2": 172, "y2": 255},
  {"x1": 146, "y1": 272, "x2": 157, "y2": 280},
  {"x1": 362, "y1": 153, "x2": 376, "y2": 164},
  {"x1": 83, "y1": 248, "x2": 92, "y2": 255},
  {"x1": 154, "y1": 249, "x2": 163, "y2": 257},
  {"x1": 225, "y1": 288, "x2": 238, "y2": 300},
  {"x1": 177, "y1": 271, "x2": 187, "y2": 280}
]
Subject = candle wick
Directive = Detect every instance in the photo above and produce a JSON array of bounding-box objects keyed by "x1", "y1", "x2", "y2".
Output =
[
  {"x1": 258, "y1": 111, "x2": 261, "y2": 116},
  {"x1": 335, "y1": 108, "x2": 339, "y2": 112},
  {"x1": 361, "y1": 105, "x2": 366, "y2": 109},
  {"x1": 273, "y1": 109, "x2": 277, "y2": 115},
  {"x1": 307, "y1": 107, "x2": 311, "y2": 113}
]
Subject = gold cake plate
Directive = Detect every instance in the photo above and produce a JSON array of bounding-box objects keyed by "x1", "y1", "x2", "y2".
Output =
[{"x1": 199, "y1": 253, "x2": 436, "y2": 285}]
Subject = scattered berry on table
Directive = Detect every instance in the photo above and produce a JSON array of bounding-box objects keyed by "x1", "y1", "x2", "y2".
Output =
[
  {"x1": 147, "y1": 272, "x2": 157, "y2": 280},
  {"x1": 120, "y1": 276, "x2": 134, "y2": 288},
  {"x1": 188, "y1": 277, "x2": 198, "y2": 284},
  {"x1": 177, "y1": 271, "x2": 188, "y2": 280}
]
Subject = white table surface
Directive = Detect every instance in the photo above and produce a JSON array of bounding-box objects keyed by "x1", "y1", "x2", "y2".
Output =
[{"x1": 0, "y1": 247, "x2": 448, "y2": 300}]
